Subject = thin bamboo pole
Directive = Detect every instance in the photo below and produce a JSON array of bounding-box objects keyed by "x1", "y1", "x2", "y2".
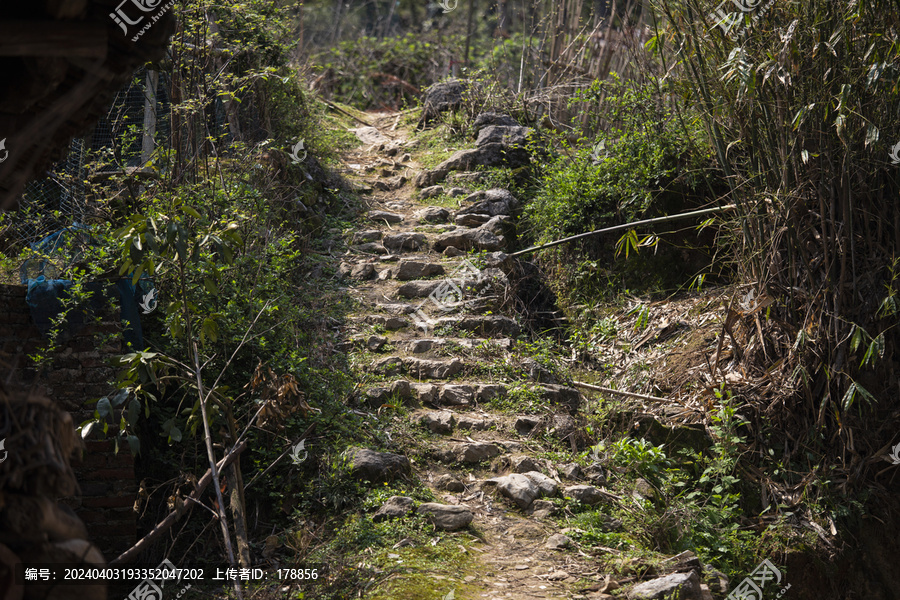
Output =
[
  {"x1": 572, "y1": 380, "x2": 669, "y2": 402},
  {"x1": 508, "y1": 204, "x2": 737, "y2": 257}
]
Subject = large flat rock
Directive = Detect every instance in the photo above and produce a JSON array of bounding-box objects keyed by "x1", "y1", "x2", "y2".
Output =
[
  {"x1": 368, "y1": 210, "x2": 403, "y2": 223},
  {"x1": 627, "y1": 571, "x2": 703, "y2": 600},
  {"x1": 344, "y1": 447, "x2": 411, "y2": 481},
  {"x1": 449, "y1": 442, "x2": 500, "y2": 463},
  {"x1": 432, "y1": 227, "x2": 504, "y2": 252},
  {"x1": 394, "y1": 261, "x2": 445, "y2": 281},
  {"x1": 403, "y1": 357, "x2": 463, "y2": 379},
  {"x1": 416, "y1": 502, "x2": 473, "y2": 531},
  {"x1": 383, "y1": 232, "x2": 426, "y2": 251},
  {"x1": 488, "y1": 473, "x2": 539, "y2": 509}
]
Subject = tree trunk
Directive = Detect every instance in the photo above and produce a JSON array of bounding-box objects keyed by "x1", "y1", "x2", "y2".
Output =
[{"x1": 227, "y1": 462, "x2": 251, "y2": 568}]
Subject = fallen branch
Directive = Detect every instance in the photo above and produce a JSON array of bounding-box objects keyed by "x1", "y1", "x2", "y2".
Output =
[
  {"x1": 508, "y1": 204, "x2": 737, "y2": 258},
  {"x1": 572, "y1": 380, "x2": 669, "y2": 403},
  {"x1": 319, "y1": 98, "x2": 373, "y2": 128},
  {"x1": 109, "y1": 440, "x2": 247, "y2": 565}
]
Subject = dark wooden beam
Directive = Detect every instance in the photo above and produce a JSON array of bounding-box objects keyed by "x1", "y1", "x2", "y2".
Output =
[{"x1": 0, "y1": 21, "x2": 107, "y2": 57}]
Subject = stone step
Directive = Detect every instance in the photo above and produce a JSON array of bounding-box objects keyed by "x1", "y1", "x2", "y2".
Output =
[
  {"x1": 412, "y1": 206, "x2": 451, "y2": 223},
  {"x1": 338, "y1": 261, "x2": 376, "y2": 280},
  {"x1": 350, "y1": 242, "x2": 388, "y2": 255},
  {"x1": 456, "y1": 188, "x2": 518, "y2": 217},
  {"x1": 429, "y1": 315, "x2": 519, "y2": 337},
  {"x1": 345, "y1": 334, "x2": 389, "y2": 352},
  {"x1": 405, "y1": 337, "x2": 513, "y2": 354},
  {"x1": 432, "y1": 227, "x2": 504, "y2": 253},
  {"x1": 358, "y1": 314, "x2": 408, "y2": 330},
  {"x1": 455, "y1": 213, "x2": 492, "y2": 227},
  {"x1": 397, "y1": 280, "x2": 442, "y2": 298},
  {"x1": 390, "y1": 260, "x2": 445, "y2": 281},
  {"x1": 370, "y1": 356, "x2": 463, "y2": 379},
  {"x1": 383, "y1": 232, "x2": 427, "y2": 252},
  {"x1": 351, "y1": 230, "x2": 383, "y2": 244},
  {"x1": 438, "y1": 441, "x2": 502, "y2": 464},
  {"x1": 416, "y1": 409, "x2": 497, "y2": 434},
  {"x1": 376, "y1": 302, "x2": 416, "y2": 314},
  {"x1": 361, "y1": 379, "x2": 508, "y2": 407},
  {"x1": 359, "y1": 368, "x2": 580, "y2": 413},
  {"x1": 396, "y1": 267, "x2": 503, "y2": 298}
]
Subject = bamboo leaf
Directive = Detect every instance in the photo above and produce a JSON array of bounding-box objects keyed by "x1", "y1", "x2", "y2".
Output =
[
  {"x1": 877, "y1": 294, "x2": 897, "y2": 318},
  {"x1": 849, "y1": 325, "x2": 864, "y2": 354},
  {"x1": 855, "y1": 383, "x2": 878, "y2": 407},
  {"x1": 861, "y1": 333, "x2": 885, "y2": 368},
  {"x1": 834, "y1": 114, "x2": 846, "y2": 140},
  {"x1": 866, "y1": 62, "x2": 886, "y2": 88},
  {"x1": 841, "y1": 383, "x2": 857, "y2": 411},
  {"x1": 865, "y1": 123, "x2": 880, "y2": 147}
]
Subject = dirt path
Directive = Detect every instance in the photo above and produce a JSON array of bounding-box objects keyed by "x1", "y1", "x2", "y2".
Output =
[{"x1": 331, "y1": 111, "x2": 619, "y2": 600}]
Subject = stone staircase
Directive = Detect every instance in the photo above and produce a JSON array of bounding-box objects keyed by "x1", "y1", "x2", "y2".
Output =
[
  {"x1": 334, "y1": 163, "x2": 620, "y2": 598},
  {"x1": 331, "y1": 118, "x2": 721, "y2": 600}
]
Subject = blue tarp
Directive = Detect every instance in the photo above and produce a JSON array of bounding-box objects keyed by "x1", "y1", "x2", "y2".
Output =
[{"x1": 20, "y1": 226, "x2": 153, "y2": 349}]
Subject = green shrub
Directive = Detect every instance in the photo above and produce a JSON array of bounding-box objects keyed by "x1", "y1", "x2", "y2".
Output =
[
  {"x1": 523, "y1": 74, "x2": 711, "y2": 246},
  {"x1": 314, "y1": 33, "x2": 459, "y2": 110}
]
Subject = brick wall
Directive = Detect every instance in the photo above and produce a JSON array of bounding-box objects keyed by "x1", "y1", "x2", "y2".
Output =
[{"x1": 0, "y1": 283, "x2": 137, "y2": 559}]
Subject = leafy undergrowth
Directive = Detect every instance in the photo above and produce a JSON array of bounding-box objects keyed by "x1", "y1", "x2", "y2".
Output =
[{"x1": 556, "y1": 288, "x2": 838, "y2": 579}]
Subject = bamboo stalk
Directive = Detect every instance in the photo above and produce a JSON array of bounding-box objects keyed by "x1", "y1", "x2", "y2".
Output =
[
  {"x1": 572, "y1": 380, "x2": 669, "y2": 403},
  {"x1": 509, "y1": 204, "x2": 737, "y2": 257}
]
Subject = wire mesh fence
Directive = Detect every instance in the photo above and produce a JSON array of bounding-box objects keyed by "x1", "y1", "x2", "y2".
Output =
[{"x1": 7, "y1": 68, "x2": 175, "y2": 250}]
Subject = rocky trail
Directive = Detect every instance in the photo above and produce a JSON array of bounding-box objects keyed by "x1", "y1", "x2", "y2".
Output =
[{"x1": 327, "y1": 109, "x2": 719, "y2": 600}]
